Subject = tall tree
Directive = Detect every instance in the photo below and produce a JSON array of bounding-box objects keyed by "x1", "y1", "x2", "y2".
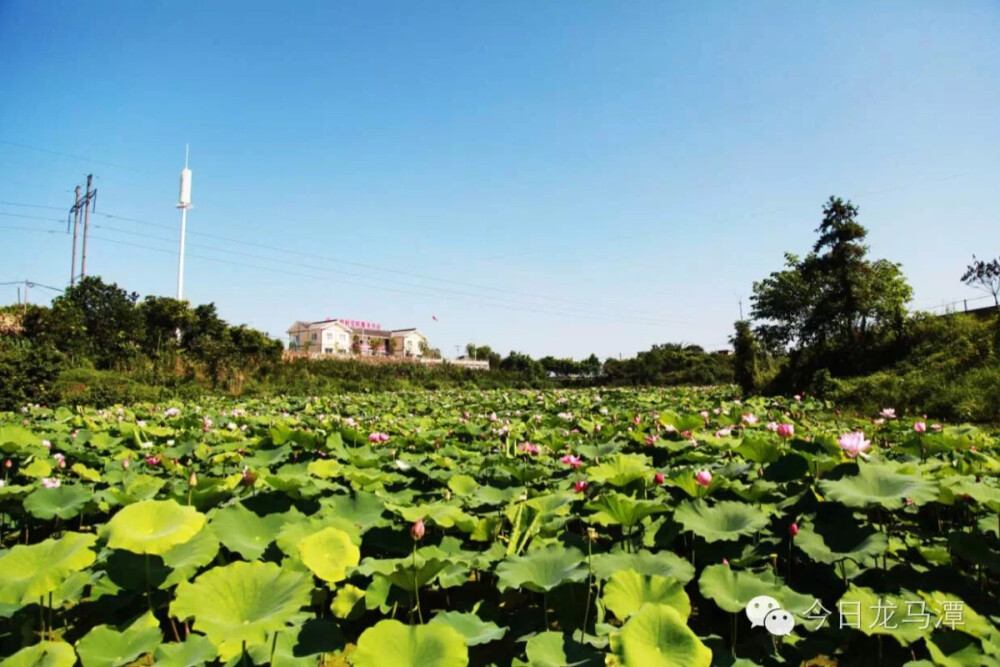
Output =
[
  {"x1": 751, "y1": 196, "x2": 912, "y2": 353},
  {"x1": 731, "y1": 320, "x2": 760, "y2": 395},
  {"x1": 961, "y1": 255, "x2": 1000, "y2": 307},
  {"x1": 50, "y1": 276, "x2": 143, "y2": 368}
]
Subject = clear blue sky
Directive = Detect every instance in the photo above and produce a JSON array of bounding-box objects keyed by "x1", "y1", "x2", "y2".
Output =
[{"x1": 2, "y1": 1, "x2": 998, "y2": 359}]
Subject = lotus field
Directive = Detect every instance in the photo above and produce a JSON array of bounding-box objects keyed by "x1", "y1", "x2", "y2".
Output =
[{"x1": 2, "y1": 388, "x2": 1000, "y2": 666}]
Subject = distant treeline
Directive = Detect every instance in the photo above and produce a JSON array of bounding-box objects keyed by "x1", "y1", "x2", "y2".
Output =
[{"x1": 0, "y1": 276, "x2": 737, "y2": 409}]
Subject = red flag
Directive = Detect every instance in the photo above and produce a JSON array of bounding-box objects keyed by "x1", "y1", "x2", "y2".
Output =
[{"x1": 432, "y1": 315, "x2": 438, "y2": 321}]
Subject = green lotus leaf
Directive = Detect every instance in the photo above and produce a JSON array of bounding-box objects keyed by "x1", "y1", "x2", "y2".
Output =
[
  {"x1": 591, "y1": 550, "x2": 696, "y2": 584},
  {"x1": 104, "y1": 499, "x2": 205, "y2": 555},
  {"x1": 924, "y1": 633, "x2": 989, "y2": 667},
  {"x1": 209, "y1": 502, "x2": 285, "y2": 560},
  {"x1": 794, "y1": 516, "x2": 888, "y2": 565},
  {"x1": 307, "y1": 458, "x2": 342, "y2": 478},
  {"x1": 586, "y1": 492, "x2": 664, "y2": 529},
  {"x1": 75, "y1": 610, "x2": 163, "y2": 667},
  {"x1": 735, "y1": 435, "x2": 782, "y2": 464},
  {"x1": 0, "y1": 532, "x2": 97, "y2": 604},
  {"x1": 520, "y1": 631, "x2": 567, "y2": 667},
  {"x1": 588, "y1": 453, "x2": 651, "y2": 487},
  {"x1": 697, "y1": 564, "x2": 814, "y2": 616},
  {"x1": 447, "y1": 474, "x2": 479, "y2": 496},
  {"x1": 938, "y1": 476, "x2": 1000, "y2": 510},
  {"x1": 320, "y1": 492, "x2": 386, "y2": 530},
  {"x1": 818, "y1": 462, "x2": 938, "y2": 509},
  {"x1": 617, "y1": 603, "x2": 712, "y2": 667},
  {"x1": 22, "y1": 459, "x2": 52, "y2": 478},
  {"x1": 353, "y1": 619, "x2": 469, "y2": 667},
  {"x1": 151, "y1": 634, "x2": 218, "y2": 667},
  {"x1": 836, "y1": 586, "x2": 928, "y2": 645},
  {"x1": 170, "y1": 561, "x2": 313, "y2": 652},
  {"x1": 603, "y1": 569, "x2": 691, "y2": 621},
  {"x1": 296, "y1": 527, "x2": 360, "y2": 582},
  {"x1": 2, "y1": 641, "x2": 77, "y2": 667},
  {"x1": 357, "y1": 554, "x2": 449, "y2": 592},
  {"x1": 496, "y1": 545, "x2": 588, "y2": 593},
  {"x1": 25, "y1": 486, "x2": 88, "y2": 522},
  {"x1": 429, "y1": 611, "x2": 507, "y2": 646},
  {"x1": 672, "y1": 500, "x2": 769, "y2": 543},
  {"x1": 330, "y1": 584, "x2": 366, "y2": 619},
  {"x1": 391, "y1": 501, "x2": 476, "y2": 532},
  {"x1": 160, "y1": 527, "x2": 220, "y2": 588}
]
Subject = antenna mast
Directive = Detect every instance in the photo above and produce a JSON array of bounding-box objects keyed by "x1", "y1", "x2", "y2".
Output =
[{"x1": 176, "y1": 144, "x2": 193, "y2": 300}]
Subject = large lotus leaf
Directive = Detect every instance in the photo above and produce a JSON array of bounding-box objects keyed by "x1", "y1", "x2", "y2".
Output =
[
  {"x1": 209, "y1": 502, "x2": 285, "y2": 560},
  {"x1": 297, "y1": 527, "x2": 360, "y2": 583},
  {"x1": 2, "y1": 641, "x2": 77, "y2": 667},
  {"x1": 917, "y1": 590, "x2": 1000, "y2": 649},
  {"x1": 430, "y1": 611, "x2": 507, "y2": 646},
  {"x1": 697, "y1": 564, "x2": 814, "y2": 616},
  {"x1": 170, "y1": 561, "x2": 313, "y2": 652},
  {"x1": 794, "y1": 518, "x2": 888, "y2": 565},
  {"x1": 924, "y1": 634, "x2": 991, "y2": 667},
  {"x1": 672, "y1": 500, "x2": 769, "y2": 543},
  {"x1": 586, "y1": 492, "x2": 664, "y2": 529},
  {"x1": 352, "y1": 619, "x2": 468, "y2": 667},
  {"x1": 330, "y1": 584, "x2": 366, "y2": 619},
  {"x1": 496, "y1": 546, "x2": 588, "y2": 593},
  {"x1": 519, "y1": 631, "x2": 567, "y2": 667},
  {"x1": 0, "y1": 532, "x2": 97, "y2": 604},
  {"x1": 818, "y1": 462, "x2": 938, "y2": 509},
  {"x1": 835, "y1": 586, "x2": 928, "y2": 645},
  {"x1": 104, "y1": 499, "x2": 205, "y2": 555},
  {"x1": 151, "y1": 634, "x2": 218, "y2": 667},
  {"x1": 357, "y1": 555, "x2": 449, "y2": 593},
  {"x1": 591, "y1": 550, "x2": 695, "y2": 584},
  {"x1": 447, "y1": 475, "x2": 479, "y2": 496},
  {"x1": 391, "y1": 501, "x2": 476, "y2": 532},
  {"x1": 0, "y1": 424, "x2": 42, "y2": 449},
  {"x1": 938, "y1": 476, "x2": 1000, "y2": 510},
  {"x1": 617, "y1": 603, "x2": 712, "y2": 667},
  {"x1": 24, "y1": 485, "x2": 91, "y2": 520},
  {"x1": 160, "y1": 527, "x2": 221, "y2": 588},
  {"x1": 603, "y1": 569, "x2": 691, "y2": 621},
  {"x1": 588, "y1": 454, "x2": 652, "y2": 487},
  {"x1": 320, "y1": 492, "x2": 386, "y2": 529},
  {"x1": 75, "y1": 610, "x2": 163, "y2": 667},
  {"x1": 276, "y1": 515, "x2": 362, "y2": 557},
  {"x1": 735, "y1": 435, "x2": 783, "y2": 464}
]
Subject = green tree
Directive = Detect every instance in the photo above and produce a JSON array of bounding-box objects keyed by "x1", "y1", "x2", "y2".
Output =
[
  {"x1": 50, "y1": 276, "x2": 143, "y2": 368},
  {"x1": 731, "y1": 320, "x2": 760, "y2": 395},
  {"x1": 137, "y1": 296, "x2": 195, "y2": 359},
  {"x1": 751, "y1": 196, "x2": 912, "y2": 353},
  {"x1": 961, "y1": 255, "x2": 1000, "y2": 307}
]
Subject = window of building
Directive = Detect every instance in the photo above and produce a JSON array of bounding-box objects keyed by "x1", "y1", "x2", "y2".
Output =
[{"x1": 311, "y1": 333, "x2": 317, "y2": 341}]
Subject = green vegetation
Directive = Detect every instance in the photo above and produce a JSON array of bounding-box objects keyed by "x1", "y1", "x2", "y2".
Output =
[
  {"x1": 738, "y1": 196, "x2": 1000, "y2": 422},
  {"x1": 2, "y1": 388, "x2": 998, "y2": 665}
]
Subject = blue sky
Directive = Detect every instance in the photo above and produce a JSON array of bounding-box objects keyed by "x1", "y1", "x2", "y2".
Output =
[{"x1": 1, "y1": 1, "x2": 998, "y2": 359}]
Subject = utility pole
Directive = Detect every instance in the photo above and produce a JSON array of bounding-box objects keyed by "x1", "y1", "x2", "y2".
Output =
[
  {"x1": 76, "y1": 174, "x2": 97, "y2": 280},
  {"x1": 177, "y1": 146, "x2": 193, "y2": 301},
  {"x1": 23, "y1": 280, "x2": 30, "y2": 308},
  {"x1": 69, "y1": 186, "x2": 81, "y2": 285}
]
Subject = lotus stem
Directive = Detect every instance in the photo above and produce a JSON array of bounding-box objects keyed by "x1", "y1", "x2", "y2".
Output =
[
  {"x1": 145, "y1": 554, "x2": 152, "y2": 611},
  {"x1": 412, "y1": 542, "x2": 423, "y2": 624},
  {"x1": 580, "y1": 533, "x2": 593, "y2": 643},
  {"x1": 269, "y1": 632, "x2": 278, "y2": 664},
  {"x1": 543, "y1": 592, "x2": 549, "y2": 629}
]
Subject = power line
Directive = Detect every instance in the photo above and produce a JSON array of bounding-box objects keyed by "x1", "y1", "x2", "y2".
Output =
[
  {"x1": 0, "y1": 139, "x2": 156, "y2": 175},
  {"x1": 83, "y1": 233, "x2": 682, "y2": 328}
]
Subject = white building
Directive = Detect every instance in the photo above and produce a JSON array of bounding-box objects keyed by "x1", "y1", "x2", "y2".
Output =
[{"x1": 286, "y1": 319, "x2": 428, "y2": 358}]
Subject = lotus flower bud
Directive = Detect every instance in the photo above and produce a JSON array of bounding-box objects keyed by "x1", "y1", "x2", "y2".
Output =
[
  {"x1": 188, "y1": 471, "x2": 198, "y2": 488},
  {"x1": 788, "y1": 522, "x2": 799, "y2": 537},
  {"x1": 410, "y1": 518, "x2": 425, "y2": 541},
  {"x1": 653, "y1": 472, "x2": 665, "y2": 485},
  {"x1": 695, "y1": 469, "x2": 712, "y2": 488}
]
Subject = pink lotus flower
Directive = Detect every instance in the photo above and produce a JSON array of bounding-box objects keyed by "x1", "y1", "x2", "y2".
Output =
[
  {"x1": 633, "y1": 415, "x2": 641, "y2": 426},
  {"x1": 53, "y1": 453, "x2": 66, "y2": 468},
  {"x1": 368, "y1": 432, "x2": 390, "y2": 443},
  {"x1": 518, "y1": 443, "x2": 540, "y2": 455},
  {"x1": 766, "y1": 422, "x2": 779, "y2": 432},
  {"x1": 742, "y1": 414, "x2": 758, "y2": 425},
  {"x1": 838, "y1": 432, "x2": 871, "y2": 459},
  {"x1": 794, "y1": 394, "x2": 802, "y2": 401},
  {"x1": 42, "y1": 478, "x2": 61, "y2": 488},
  {"x1": 164, "y1": 407, "x2": 180, "y2": 417},
  {"x1": 914, "y1": 422, "x2": 926, "y2": 433},
  {"x1": 42, "y1": 440, "x2": 51, "y2": 449},
  {"x1": 560, "y1": 454, "x2": 582, "y2": 469},
  {"x1": 931, "y1": 424, "x2": 942, "y2": 431},
  {"x1": 777, "y1": 423, "x2": 795, "y2": 439},
  {"x1": 573, "y1": 480, "x2": 589, "y2": 493},
  {"x1": 700, "y1": 410, "x2": 710, "y2": 420},
  {"x1": 121, "y1": 459, "x2": 130, "y2": 469},
  {"x1": 644, "y1": 436, "x2": 657, "y2": 446},
  {"x1": 653, "y1": 472, "x2": 665, "y2": 485},
  {"x1": 880, "y1": 408, "x2": 896, "y2": 419},
  {"x1": 663, "y1": 424, "x2": 677, "y2": 433},
  {"x1": 695, "y1": 469, "x2": 712, "y2": 488},
  {"x1": 714, "y1": 428, "x2": 732, "y2": 438},
  {"x1": 411, "y1": 518, "x2": 425, "y2": 540},
  {"x1": 4, "y1": 459, "x2": 12, "y2": 468},
  {"x1": 145, "y1": 456, "x2": 160, "y2": 466}
]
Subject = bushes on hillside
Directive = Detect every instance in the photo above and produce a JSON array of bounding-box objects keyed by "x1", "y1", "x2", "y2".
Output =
[{"x1": 0, "y1": 338, "x2": 66, "y2": 410}]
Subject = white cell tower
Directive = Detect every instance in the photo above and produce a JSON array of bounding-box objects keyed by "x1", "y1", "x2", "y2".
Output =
[{"x1": 176, "y1": 145, "x2": 193, "y2": 300}]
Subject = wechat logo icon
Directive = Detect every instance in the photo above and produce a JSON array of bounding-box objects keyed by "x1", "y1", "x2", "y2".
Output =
[{"x1": 746, "y1": 595, "x2": 795, "y2": 636}]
